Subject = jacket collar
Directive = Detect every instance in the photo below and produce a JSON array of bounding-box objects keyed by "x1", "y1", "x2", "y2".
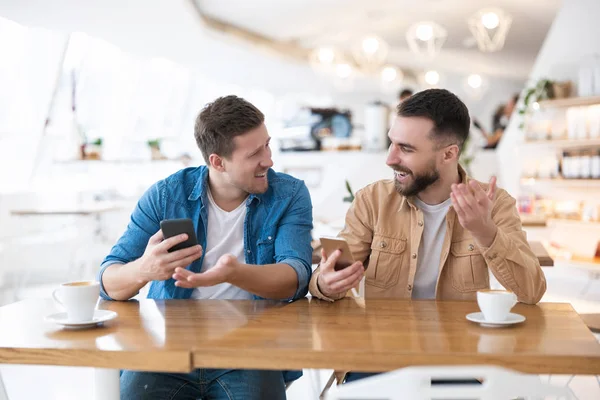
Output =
[{"x1": 187, "y1": 166, "x2": 267, "y2": 206}]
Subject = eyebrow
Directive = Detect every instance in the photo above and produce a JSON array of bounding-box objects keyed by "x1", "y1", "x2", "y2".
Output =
[
  {"x1": 247, "y1": 137, "x2": 271, "y2": 157},
  {"x1": 394, "y1": 141, "x2": 417, "y2": 151}
]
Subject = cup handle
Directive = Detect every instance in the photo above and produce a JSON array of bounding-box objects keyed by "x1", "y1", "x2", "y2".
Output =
[{"x1": 52, "y1": 289, "x2": 63, "y2": 307}]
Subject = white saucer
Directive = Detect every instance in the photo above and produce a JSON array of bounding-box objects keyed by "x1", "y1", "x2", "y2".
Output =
[
  {"x1": 45, "y1": 310, "x2": 118, "y2": 329},
  {"x1": 466, "y1": 312, "x2": 525, "y2": 328}
]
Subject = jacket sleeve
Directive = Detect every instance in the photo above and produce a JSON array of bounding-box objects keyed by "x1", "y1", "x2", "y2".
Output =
[
  {"x1": 480, "y1": 190, "x2": 547, "y2": 304},
  {"x1": 309, "y1": 189, "x2": 374, "y2": 301}
]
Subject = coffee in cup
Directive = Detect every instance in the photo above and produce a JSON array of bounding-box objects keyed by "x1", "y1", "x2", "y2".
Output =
[
  {"x1": 477, "y1": 289, "x2": 517, "y2": 322},
  {"x1": 52, "y1": 281, "x2": 100, "y2": 322}
]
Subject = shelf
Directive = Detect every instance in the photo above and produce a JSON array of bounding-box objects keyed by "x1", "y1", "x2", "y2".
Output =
[
  {"x1": 522, "y1": 137, "x2": 600, "y2": 148},
  {"x1": 520, "y1": 216, "x2": 600, "y2": 227},
  {"x1": 520, "y1": 178, "x2": 600, "y2": 187},
  {"x1": 537, "y1": 96, "x2": 600, "y2": 109}
]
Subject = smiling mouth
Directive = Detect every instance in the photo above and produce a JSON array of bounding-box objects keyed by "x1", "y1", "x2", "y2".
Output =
[
  {"x1": 255, "y1": 173, "x2": 267, "y2": 178},
  {"x1": 394, "y1": 170, "x2": 410, "y2": 178}
]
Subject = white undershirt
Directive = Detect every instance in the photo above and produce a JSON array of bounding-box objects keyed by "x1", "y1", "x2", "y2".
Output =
[
  {"x1": 412, "y1": 197, "x2": 452, "y2": 299},
  {"x1": 191, "y1": 189, "x2": 253, "y2": 300}
]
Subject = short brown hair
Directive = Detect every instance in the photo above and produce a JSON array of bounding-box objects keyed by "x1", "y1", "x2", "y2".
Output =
[{"x1": 194, "y1": 95, "x2": 265, "y2": 162}]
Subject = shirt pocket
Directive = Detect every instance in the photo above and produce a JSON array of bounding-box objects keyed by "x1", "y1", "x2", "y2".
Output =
[
  {"x1": 449, "y1": 239, "x2": 489, "y2": 292},
  {"x1": 256, "y1": 234, "x2": 275, "y2": 264},
  {"x1": 365, "y1": 234, "x2": 407, "y2": 289}
]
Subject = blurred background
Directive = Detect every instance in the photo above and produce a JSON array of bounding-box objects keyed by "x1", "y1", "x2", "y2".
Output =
[{"x1": 2, "y1": 0, "x2": 600, "y2": 398}]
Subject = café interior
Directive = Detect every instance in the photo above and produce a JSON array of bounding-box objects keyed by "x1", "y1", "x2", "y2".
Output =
[{"x1": 1, "y1": 0, "x2": 600, "y2": 399}]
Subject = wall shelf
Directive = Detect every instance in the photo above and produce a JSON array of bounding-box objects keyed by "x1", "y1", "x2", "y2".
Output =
[
  {"x1": 522, "y1": 137, "x2": 600, "y2": 148},
  {"x1": 537, "y1": 96, "x2": 600, "y2": 109},
  {"x1": 520, "y1": 178, "x2": 600, "y2": 187}
]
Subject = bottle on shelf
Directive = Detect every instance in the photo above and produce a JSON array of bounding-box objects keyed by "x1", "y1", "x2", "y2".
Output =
[{"x1": 592, "y1": 150, "x2": 600, "y2": 179}]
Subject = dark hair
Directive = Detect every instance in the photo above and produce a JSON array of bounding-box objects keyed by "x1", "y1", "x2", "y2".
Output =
[
  {"x1": 397, "y1": 88, "x2": 470, "y2": 150},
  {"x1": 399, "y1": 89, "x2": 414, "y2": 100},
  {"x1": 194, "y1": 95, "x2": 265, "y2": 162}
]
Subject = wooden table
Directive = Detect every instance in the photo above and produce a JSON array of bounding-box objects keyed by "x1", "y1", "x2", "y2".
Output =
[
  {"x1": 0, "y1": 298, "x2": 598, "y2": 399},
  {"x1": 191, "y1": 298, "x2": 600, "y2": 374}
]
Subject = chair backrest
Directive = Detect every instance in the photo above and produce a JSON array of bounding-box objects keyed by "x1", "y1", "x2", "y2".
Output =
[{"x1": 325, "y1": 365, "x2": 572, "y2": 400}]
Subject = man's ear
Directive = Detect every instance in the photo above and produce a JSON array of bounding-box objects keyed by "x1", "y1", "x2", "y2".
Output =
[
  {"x1": 444, "y1": 144, "x2": 460, "y2": 163},
  {"x1": 208, "y1": 153, "x2": 226, "y2": 172}
]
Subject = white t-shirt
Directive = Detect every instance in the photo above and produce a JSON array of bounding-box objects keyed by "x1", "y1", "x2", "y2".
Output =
[
  {"x1": 412, "y1": 197, "x2": 452, "y2": 299},
  {"x1": 191, "y1": 189, "x2": 253, "y2": 300}
]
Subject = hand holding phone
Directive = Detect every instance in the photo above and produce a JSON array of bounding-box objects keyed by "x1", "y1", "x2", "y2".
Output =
[
  {"x1": 320, "y1": 237, "x2": 355, "y2": 271},
  {"x1": 137, "y1": 220, "x2": 202, "y2": 282},
  {"x1": 316, "y1": 237, "x2": 365, "y2": 299},
  {"x1": 160, "y1": 218, "x2": 199, "y2": 252}
]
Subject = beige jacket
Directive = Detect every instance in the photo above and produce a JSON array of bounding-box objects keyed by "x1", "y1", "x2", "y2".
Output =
[{"x1": 310, "y1": 167, "x2": 546, "y2": 304}]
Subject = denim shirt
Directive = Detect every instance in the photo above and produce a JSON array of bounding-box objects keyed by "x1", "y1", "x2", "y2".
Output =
[{"x1": 98, "y1": 166, "x2": 313, "y2": 301}]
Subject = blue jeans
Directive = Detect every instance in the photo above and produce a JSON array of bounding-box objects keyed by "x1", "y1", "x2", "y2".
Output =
[{"x1": 120, "y1": 369, "x2": 286, "y2": 400}]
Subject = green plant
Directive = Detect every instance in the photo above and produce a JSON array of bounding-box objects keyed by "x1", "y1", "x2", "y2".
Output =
[
  {"x1": 90, "y1": 138, "x2": 103, "y2": 146},
  {"x1": 518, "y1": 78, "x2": 555, "y2": 116},
  {"x1": 343, "y1": 179, "x2": 355, "y2": 203},
  {"x1": 147, "y1": 139, "x2": 161, "y2": 148}
]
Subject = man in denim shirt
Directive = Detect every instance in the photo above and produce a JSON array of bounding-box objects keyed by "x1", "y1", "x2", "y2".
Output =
[{"x1": 98, "y1": 95, "x2": 313, "y2": 400}]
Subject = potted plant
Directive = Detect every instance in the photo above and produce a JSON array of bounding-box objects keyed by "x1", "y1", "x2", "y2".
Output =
[
  {"x1": 343, "y1": 179, "x2": 355, "y2": 203},
  {"x1": 84, "y1": 138, "x2": 103, "y2": 160},
  {"x1": 147, "y1": 139, "x2": 166, "y2": 160}
]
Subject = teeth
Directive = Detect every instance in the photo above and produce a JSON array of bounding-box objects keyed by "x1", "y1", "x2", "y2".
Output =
[{"x1": 255, "y1": 174, "x2": 266, "y2": 177}]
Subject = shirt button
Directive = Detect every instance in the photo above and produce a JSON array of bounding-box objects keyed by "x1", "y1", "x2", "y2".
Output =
[
  {"x1": 247, "y1": 250, "x2": 251, "y2": 254},
  {"x1": 380, "y1": 241, "x2": 387, "y2": 248},
  {"x1": 468, "y1": 244, "x2": 474, "y2": 251},
  {"x1": 411, "y1": 253, "x2": 417, "y2": 259},
  {"x1": 418, "y1": 221, "x2": 424, "y2": 227},
  {"x1": 267, "y1": 236, "x2": 272, "y2": 240},
  {"x1": 407, "y1": 284, "x2": 413, "y2": 291}
]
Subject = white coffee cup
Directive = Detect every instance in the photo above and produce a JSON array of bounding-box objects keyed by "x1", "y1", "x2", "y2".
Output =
[
  {"x1": 52, "y1": 281, "x2": 100, "y2": 322},
  {"x1": 477, "y1": 289, "x2": 517, "y2": 322}
]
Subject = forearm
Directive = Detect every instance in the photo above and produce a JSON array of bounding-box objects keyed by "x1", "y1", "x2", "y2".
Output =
[
  {"x1": 480, "y1": 229, "x2": 547, "y2": 304},
  {"x1": 101, "y1": 260, "x2": 148, "y2": 301},
  {"x1": 228, "y1": 263, "x2": 298, "y2": 300}
]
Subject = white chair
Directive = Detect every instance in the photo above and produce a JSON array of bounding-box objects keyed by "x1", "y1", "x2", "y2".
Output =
[
  {"x1": 325, "y1": 365, "x2": 572, "y2": 400},
  {"x1": 0, "y1": 370, "x2": 8, "y2": 400}
]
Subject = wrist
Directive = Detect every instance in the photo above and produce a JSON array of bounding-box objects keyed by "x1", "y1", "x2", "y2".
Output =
[
  {"x1": 132, "y1": 258, "x2": 151, "y2": 285},
  {"x1": 473, "y1": 224, "x2": 498, "y2": 248}
]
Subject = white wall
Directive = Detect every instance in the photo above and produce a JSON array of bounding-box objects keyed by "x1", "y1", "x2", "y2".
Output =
[{"x1": 498, "y1": 0, "x2": 600, "y2": 195}]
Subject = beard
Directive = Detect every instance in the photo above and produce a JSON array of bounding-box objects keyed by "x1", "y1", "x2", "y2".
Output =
[{"x1": 392, "y1": 163, "x2": 440, "y2": 197}]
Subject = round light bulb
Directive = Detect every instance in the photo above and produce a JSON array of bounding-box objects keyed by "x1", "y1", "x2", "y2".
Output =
[
  {"x1": 317, "y1": 48, "x2": 335, "y2": 64},
  {"x1": 362, "y1": 36, "x2": 380, "y2": 55},
  {"x1": 381, "y1": 66, "x2": 397, "y2": 82},
  {"x1": 481, "y1": 12, "x2": 500, "y2": 29},
  {"x1": 467, "y1": 74, "x2": 482, "y2": 89},
  {"x1": 424, "y1": 70, "x2": 440, "y2": 85},
  {"x1": 336, "y1": 63, "x2": 352, "y2": 79},
  {"x1": 415, "y1": 24, "x2": 433, "y2": 41}
]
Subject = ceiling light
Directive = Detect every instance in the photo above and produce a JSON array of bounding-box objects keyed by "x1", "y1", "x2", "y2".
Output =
[
  {"x1": 468, "y1": 8, "x2": 512, "y2": 52},
  {"x1": 467, "y1": 74, "x2": 482, "y2": 89},
  {"x1": 406, "y1": 21, "x2": 447, "y2": 59},
  {"x1": 317, "y1": 48, "x2": 335, "y2": 64},
  {"x1": 381, "y1": 66, "x2": 397, "y2": 82},
  {"x1": 415, "y1": 24, "x2": 433, "y2": 41},
  {"x1": 362, "y1": 36, "x2": 380, "y2": 55},
  {"x1": 336, "y1": 63, "x2": 353, "y2": 79},
  {"x1": 425, "y1": 70, "x2": 440, "y2": 86},
  {"x1": 481, "y1": 12, "x2": 500, "y2": 29}
]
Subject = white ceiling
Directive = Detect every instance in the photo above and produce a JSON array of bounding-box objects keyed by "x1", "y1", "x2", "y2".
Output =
[{"x1": 197, "y1": 0, "x2": 562, "y2": 80}]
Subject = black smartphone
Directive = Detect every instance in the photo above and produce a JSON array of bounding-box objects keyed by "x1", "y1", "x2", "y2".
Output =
[{"x1": 160, "y1": 218, "x2": 199, "y2": 253}]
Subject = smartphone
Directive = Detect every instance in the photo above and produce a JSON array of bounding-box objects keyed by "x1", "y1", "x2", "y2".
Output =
[
  {"x1": 160, "y1": 218, "x2": 199, "y2": 253},
  {"x1": 320, "y1": 237, "x2": 355, "y2": 271}
]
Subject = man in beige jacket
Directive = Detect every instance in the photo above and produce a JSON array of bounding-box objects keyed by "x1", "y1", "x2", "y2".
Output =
[
  {"x1": 310, "y1": 88, "x2": 546, "y2": 383},
  {"x1": 310, "y1": 92, "x2": 546, "y2": 305}
]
